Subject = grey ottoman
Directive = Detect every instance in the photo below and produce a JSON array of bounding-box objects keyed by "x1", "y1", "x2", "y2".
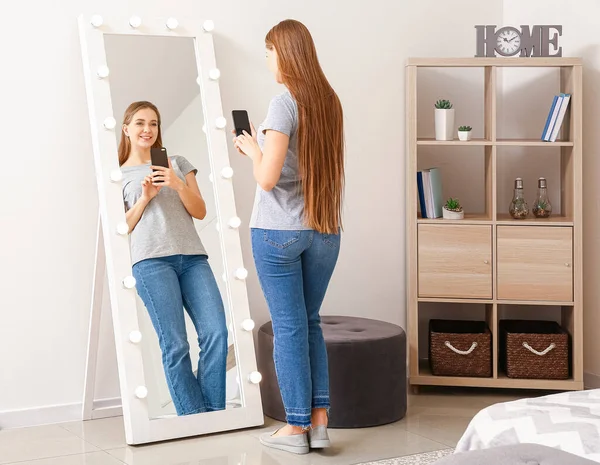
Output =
[
  {"x1": 435, "y1": 444, "x2": 596, "y2": 465},
  {"x1": 257, "y1": 315, "x2": 407, "y2": 428}
]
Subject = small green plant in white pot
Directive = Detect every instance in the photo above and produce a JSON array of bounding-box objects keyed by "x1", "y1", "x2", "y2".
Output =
[
  {"x1": 443, "y1": 197, "x2": 464, "y2": 220},
  {"x1": 458, "y1": 125, "x2": 472, "y2": 141},
  {"x1": 434, "y1": 99, "x2": 454, "y2": 141}
]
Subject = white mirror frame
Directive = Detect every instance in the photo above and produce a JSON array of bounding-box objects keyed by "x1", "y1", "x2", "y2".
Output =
[{"x1": 78, "y1": 14, "x2": 263, "y2": 445}]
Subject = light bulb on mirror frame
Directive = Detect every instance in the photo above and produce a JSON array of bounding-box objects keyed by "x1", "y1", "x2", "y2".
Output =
[
  {"x1": 221, "y1": 166, "x2": 234, "y2": 179},
  {"x1": 202, "y1": 124, "x2": 207, "y2": 134},
  {"x1": 110, "y1": 169, "x2": 123, "y2": 183},
  {"x1": 134, "y1": 386, "x2": 148, "y2": 399},
  {"x1": 166, "y1": 17, "x2": 179, "y2": 30},
  {"x1": 203, "y1": 20, "x2": 215, "y2": 32},
  {"x1": 208, "y1": 172, "x2": 213, "y2": 183},
  {"x1": 129, "y1": 331, "x2": 142, "y2": 344},
  {"x1": 90, "y1": 15, "x2": 103, "y2": 28},
  {"x1": 235, "y1": 268, "x2": 248, "y2": 280},
  {"x1": 96, "y1": 65, "x2": 109, "y2": 79},
  {"x1": 248, "y1": 371, "x2": 262, "y2": 384},
  {"x1": 122, "y1": 276, "x2": 136, "y2": 289},
  {"x1": 228, "y1": 217, "x2": 242, "y2": 229},
  {"x1": 209, "y1": 69, "x2": 221, "y2": 80},
  {"x1": 215, "y1": 116, "x2": 227, "y2": 129},
  {"x1": 129, "y1": 16, "x2": 142, "y2": 28},
  {"x1": 116, "y1": 222, "x2": 129, "y2": 235},
  {"x1": 103, "y1": 117, "x2": 116, "y2": 130},
  {"x1": 242, "y1": 319, "x2": 255, "y2": 331}
]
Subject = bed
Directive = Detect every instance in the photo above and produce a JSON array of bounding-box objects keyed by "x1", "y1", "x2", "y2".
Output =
[{"x1": 455, "y1": 389, "x2": 600, "y2": 463}]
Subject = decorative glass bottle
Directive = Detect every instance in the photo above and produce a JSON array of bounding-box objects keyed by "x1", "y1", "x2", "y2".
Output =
[
  {"x1": 509, "y1": 177, "x2": 529, "y2": 219},
  {"x1": 532, "y1": 177, "x2": 552, "y2": 218}
]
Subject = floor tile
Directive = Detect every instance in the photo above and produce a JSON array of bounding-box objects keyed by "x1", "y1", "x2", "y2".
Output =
[
  {"x1": 0, "y1": 425, "x2": 99, "y2": 464},
  {"x1": 60, "y1": 417, "x2": 127, "y2": 450},
  {"x1": 3, "y1": 451, "x2": 124, "y2": 465}
]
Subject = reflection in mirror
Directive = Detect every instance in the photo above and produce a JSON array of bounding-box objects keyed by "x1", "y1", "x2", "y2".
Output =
[{"x1": 103, "y1": 34, "x2": 240, "y2": 418}]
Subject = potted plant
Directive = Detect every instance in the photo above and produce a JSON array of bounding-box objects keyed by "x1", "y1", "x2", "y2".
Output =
[
  {"x1": 458, "y1": 125, "x2": 472, "y2": 141},
  {"x1": 434, "y1": 99, "x2": 454, "y2": 141},
  {"x1": 443, "y1": 197, "x2": 464, "y2": 220}
]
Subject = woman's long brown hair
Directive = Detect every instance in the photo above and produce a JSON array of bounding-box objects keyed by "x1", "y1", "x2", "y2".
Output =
[
  {"x1": 266, "y1": 20, "x2": 345, "y2": 234},
  {"x1": 118, "y1": 101, "x2": 163, "y2": 166}
]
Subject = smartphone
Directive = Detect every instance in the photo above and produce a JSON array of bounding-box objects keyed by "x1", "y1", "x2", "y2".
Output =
[
  {"x1": 150, "y1": 147, "x2": 169, "y2": 170},
  {"x1": 232, "y1": 110, "x2": 251, "y2": 137}
]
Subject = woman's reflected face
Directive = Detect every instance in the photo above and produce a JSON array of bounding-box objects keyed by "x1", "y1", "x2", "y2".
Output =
[{"x1": 123, "y1": 108, "x2": 159, "y2": 150}]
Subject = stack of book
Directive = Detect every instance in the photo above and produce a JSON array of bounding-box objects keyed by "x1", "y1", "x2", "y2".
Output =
[
  {"x1": 417, "y1": 167, "x2": 443, "y2": 218},
  {"x1": 541, "y1": 93, "x2": 571, "y2": 142}
]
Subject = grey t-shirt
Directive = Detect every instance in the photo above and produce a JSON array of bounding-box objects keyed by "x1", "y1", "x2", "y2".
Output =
[
  {"x1": 249, "y1": 90, "x2": 310, "y2": 230},
  {"x1": 121, "y1": 155, "x2": 207, "y2": 266}
]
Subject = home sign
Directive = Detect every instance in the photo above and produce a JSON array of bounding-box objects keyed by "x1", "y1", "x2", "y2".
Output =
[{"x1": 475, "y1": 25, "x2": 563, "y2": 57}]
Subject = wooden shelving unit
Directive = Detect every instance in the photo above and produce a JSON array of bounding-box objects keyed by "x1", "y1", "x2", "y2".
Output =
[{"x1": 406, "y1": 57, "x2": 583, "y2": 391}]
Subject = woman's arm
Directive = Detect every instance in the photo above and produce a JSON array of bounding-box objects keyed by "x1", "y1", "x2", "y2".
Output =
[
  {"x1": 126, "y1": 175, "x2": 156, "y2": 233},
  {"x1": 234, "y1": 124, "x2": 289, "y2": 191},
  {"x1": 126, "y1": 196, "x2": 151, "y2": 233},
  {"x1": 176, "y1": 173, "x2": 206, "y2": 220},
  {"x1": 151, "y1": 163, "x2": 206, "y2": 220}
]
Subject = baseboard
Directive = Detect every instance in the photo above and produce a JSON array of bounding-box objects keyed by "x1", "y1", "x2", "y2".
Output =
[
  {"x1": 584, "y1": 372, "x2": 600, "y2": 389},
  {"x1": 0, "y1": 397, "x2": 122, "y2": 429}
]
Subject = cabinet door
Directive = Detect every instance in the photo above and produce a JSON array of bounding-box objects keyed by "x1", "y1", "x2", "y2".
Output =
[
  {"x1": 418, "y1": 224, "x2": 492, "y2": 299},
  {"x1": 497, "y1": 226, "x2": 573, "y2": 301}
]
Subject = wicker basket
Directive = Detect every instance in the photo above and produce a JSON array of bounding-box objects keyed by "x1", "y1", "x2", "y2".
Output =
[
  {"x1": 429, "y1": 319, "x2": 492, "y2": 378},
  {"x1": 499, "y1": 320, "x2": 570, "y2": 379}
]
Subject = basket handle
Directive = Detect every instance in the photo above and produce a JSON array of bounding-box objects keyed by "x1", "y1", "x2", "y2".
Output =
[
  {"x1": 522, "y1": 342, "x2": 556, "y2": 356},
  {"x1": 444, "y1": 341, "x2": 478, "y2": 355}
]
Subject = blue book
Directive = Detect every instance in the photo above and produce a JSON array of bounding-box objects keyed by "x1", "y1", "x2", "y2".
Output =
[
  {"x1": 541, "y1": 95, "x2": 558, "y2": 140},
  {"x1": 417, "y1": 171, "x2": 427, "y2": 218}
]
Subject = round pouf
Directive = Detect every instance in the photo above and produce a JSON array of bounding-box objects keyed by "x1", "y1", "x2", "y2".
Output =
[{"x1": 257, "y1": 315, "x2": 407, "y2": 428}]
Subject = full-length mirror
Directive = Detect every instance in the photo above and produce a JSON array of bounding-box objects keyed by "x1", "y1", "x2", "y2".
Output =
[
  {"x1": 103, "y1": 33, "x2": 239, "y2": 419},
  {"x1": 79, "y1": 15, "x2": 263, "y2": 444}
]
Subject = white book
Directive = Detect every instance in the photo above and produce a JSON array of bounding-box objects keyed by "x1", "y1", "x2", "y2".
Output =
[
  {"x1": 544, "y1": 95, "x2": 563, "y2": 141},
  {"x1": 550, "y1": 94, "x2": 571, "y2": 142}
]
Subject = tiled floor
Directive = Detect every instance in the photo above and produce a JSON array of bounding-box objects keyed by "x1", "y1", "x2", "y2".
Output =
[{"x1": 0, "y1": 388, "x2": 535, "y2": 465}]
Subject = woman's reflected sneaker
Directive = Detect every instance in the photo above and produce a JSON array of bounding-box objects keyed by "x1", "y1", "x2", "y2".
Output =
[
  {"x1": 308, "y1": 425, "x2": 331, "y2": 448},
  {"x1": 259, "y1": 429, "x2": 309, "y2": 455}
]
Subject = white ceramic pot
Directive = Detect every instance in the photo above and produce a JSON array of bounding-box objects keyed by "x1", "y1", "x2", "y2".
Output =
[
  {"x1": 435, "y1": 108, "x2": 455, "y2": 141},
  {"x1": 443, "y1": 207, "x2": 464, "y2": 220},
  {"x1": 458, "y1": 130, "x2": 472, "y2": 141}
]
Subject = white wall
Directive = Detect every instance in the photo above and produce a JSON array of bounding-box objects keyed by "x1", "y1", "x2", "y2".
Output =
[
  {"x1": 501, "y1": 0, "x2": 600, "y2": 384},
  {"x1": 0, "y1": 0, "x2": 503, "y2": 426}
]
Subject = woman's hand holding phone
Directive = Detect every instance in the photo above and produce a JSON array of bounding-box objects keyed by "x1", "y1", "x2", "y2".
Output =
[
  {"x1": 232, "y1": 123, "x2": 260, "y2": 160},
  {"x1": 151, "y1": 158, "x2": 185, "y2": 191}
]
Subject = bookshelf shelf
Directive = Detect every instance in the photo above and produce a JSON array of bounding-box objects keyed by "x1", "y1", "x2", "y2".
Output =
[
  {"x1": 495, "y1": 139, "x2": 574, "y2": 147},
  {"x1": 496, "y1": 213, "x2": 574, "y2": 226},
  {"x1": 417, "y1": 138, "x2": 493, "y2": 146},
  {"x1": 417, "y1": 213, "x2": 491, "y2": 224},
  {"x1": 406, "y1": 57, "x2": 583, "y2": 392},
  {"x1": 417, "y1": 138, "x2": 574, "y2": 147}
]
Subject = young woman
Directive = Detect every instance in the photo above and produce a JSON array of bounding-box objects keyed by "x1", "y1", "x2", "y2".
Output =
[
  {"x1": 119, "y1": 100, "x2": 228, "y2": 416},
  {"x1": 234, "y1": 20, "x2": 345, "y2": 454}
]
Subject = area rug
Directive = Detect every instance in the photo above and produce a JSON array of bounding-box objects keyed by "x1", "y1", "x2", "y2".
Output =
[{"x1": 356, "y1": 448, "x2": 454, "y2": 464}]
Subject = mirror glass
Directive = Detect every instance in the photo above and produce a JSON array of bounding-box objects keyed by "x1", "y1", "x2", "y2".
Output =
[{"x1": 103, "y1": 34, "x2": 241, "y2": 419}]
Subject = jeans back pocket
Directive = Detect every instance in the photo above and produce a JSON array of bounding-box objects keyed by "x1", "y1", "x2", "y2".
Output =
[{"x1": 263, "y1": 230, "x2": 301, "y2": 249}]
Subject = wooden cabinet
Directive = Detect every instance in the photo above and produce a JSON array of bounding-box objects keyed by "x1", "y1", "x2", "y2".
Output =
[
  {"x1": 497, "y1": 226, "x2": 573, "y2": 302},
  {"x1": 418, "y1": 225, "x2": 492, "y2": 299},
  {"x1": 406, "y1": 58, "x2": 583, "y2": 391}
]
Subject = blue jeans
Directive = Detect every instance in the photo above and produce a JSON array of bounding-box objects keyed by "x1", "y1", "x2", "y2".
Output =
[
  {"x1": 251, "y1": 228, "x2": 341, "y2": 427},
  {"x1": 132, "y1": 254, "x2": 228, "y2": 415}
]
